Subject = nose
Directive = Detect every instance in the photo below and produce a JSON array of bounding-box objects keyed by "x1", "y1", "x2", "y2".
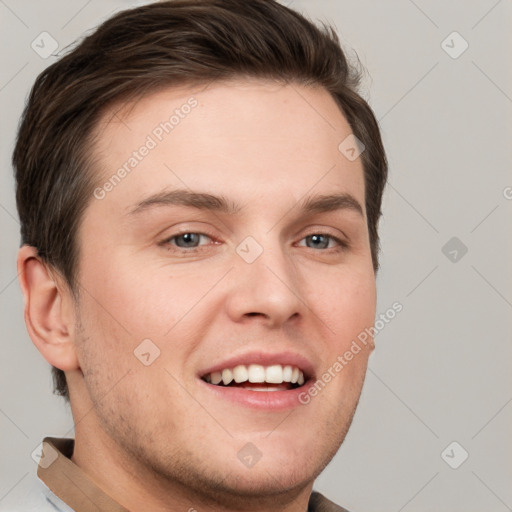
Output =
[{"x1": 224, "y1": 238, "x2": 305, "y2": 328}]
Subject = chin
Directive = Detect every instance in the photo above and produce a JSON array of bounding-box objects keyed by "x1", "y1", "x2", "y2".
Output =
[
  {"x1": 214, "y1": 462, "x2": 316, "y2": 498},
  {"x1": 221, "y1": 441, "x2": 327, "y2": 494}
]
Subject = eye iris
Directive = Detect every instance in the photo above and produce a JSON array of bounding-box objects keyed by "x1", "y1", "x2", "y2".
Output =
[
  {"x1": 307, "y1": 234, "x2": 329, "y2": 249},
  {"x1": 176, "y1": 233, "x2": 200, "y2": 247}
]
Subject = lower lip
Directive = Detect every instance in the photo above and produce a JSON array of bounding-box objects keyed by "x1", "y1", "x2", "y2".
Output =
[{"x1": 199, "y1": 378, "x2": 315, "y2": 410}]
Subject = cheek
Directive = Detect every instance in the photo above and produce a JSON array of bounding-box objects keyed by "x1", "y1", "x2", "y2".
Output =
[
  {"x1": 77, "y1": 247, "x2": 186, "y2": 337},
  {"x1": 102, "y1": 265, "x2": 225, "y2": 340},
  {"x1": 74, "y1": 254, "x2": 222, "y2": 389},
  {"x1": 314, "y1": 265, "x2": 376, "y2": 345},
  {"x1": 308, "y1": 273, "x2": 375, "y2": 415}
]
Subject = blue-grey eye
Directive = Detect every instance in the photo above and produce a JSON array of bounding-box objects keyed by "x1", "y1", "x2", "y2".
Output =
[
  {"x1": 303, "y1": 234, "x2": 335, "y2": 249},
  {"x1": 171, "y1": 233, "x2": 207, "y2": 248},
  {"x1": 299, "y1": 233, "x2": 346, "y2": 249}
]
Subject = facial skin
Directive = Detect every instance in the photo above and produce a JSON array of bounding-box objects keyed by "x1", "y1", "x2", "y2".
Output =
[{"x1": 19, "y1": 79, "x2": 376, "y2": 512}]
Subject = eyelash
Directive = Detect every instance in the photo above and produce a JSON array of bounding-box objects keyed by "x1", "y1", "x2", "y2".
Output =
[{"x1": 159, "y1": 231, "x2": 348, "y2": 253}]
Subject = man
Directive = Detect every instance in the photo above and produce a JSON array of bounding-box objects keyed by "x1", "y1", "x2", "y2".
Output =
[{"x1": 9, "y1": 0, "x2": 387, "y2": 510}]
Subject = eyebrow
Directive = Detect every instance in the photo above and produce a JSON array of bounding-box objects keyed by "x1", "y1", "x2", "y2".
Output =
[
  {"x1": 298, "y1": 192, "x2": 363, "y2": 217},
  {"x1": 129, "y1": 189, "x2": 242, "y2": 215},
  {"x1": 128, "y1": 189, "x2": 363, "y2": 217}
]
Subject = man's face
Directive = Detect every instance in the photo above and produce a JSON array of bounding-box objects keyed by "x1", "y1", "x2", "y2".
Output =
[{"x1": 71, "y1": 79, "x2": 376, "y2": 498}]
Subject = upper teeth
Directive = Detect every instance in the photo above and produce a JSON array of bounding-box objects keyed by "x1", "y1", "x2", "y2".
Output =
[{"x1": 205, "y1": 364, "x2": 305, "y2": 386}]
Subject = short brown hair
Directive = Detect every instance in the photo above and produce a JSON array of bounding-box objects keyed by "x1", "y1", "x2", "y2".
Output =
[{"x1": 13, "y1": 0, "x2": 388, "y2": 402}]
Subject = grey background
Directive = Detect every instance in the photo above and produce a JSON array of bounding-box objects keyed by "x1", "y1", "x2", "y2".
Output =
[{"x1": 1, "y1": 0, "x2": 511, "y2": 510}]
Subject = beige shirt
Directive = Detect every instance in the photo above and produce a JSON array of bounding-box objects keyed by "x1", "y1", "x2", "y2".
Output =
[{"x1": 31, "y1": 437, "x2": 350, "y2": 512}]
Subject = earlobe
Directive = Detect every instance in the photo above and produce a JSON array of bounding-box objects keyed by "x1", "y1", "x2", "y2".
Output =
[{"x1": 17, "y1": 245, "x2": 80, "y2": 372}]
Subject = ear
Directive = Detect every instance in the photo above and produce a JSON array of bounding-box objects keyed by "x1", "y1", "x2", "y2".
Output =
[{"x1": 17, "y1": 245, "x2": 80, "y2": 371}]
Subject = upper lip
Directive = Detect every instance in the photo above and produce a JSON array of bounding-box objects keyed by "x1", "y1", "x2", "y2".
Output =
[{"x1": 198, "y1": 350, "x2": 316, "y2": 381}]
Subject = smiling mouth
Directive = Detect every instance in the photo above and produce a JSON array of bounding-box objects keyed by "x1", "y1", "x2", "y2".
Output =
[{"x1": 201, "y1": 363, "x2": 307, "y2": 391}]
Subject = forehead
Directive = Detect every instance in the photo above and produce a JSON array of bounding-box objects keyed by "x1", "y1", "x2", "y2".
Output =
[{"x1": 89, "y1": 79, "x2": 365, "y2": 218}]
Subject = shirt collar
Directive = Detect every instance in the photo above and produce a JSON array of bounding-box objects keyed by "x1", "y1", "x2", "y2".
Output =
[{"x1": 38, "y1": 437, "x2": 128, "y2": 512}]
